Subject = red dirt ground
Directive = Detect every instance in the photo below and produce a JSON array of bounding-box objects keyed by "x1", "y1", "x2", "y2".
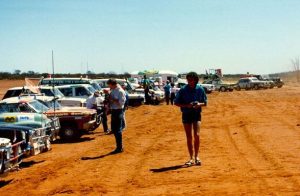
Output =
[{"x1": 0, "y1": 80, "x2": 300, "y2": 195}]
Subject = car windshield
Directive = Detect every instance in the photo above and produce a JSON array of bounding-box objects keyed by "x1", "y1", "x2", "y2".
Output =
[
  {"x1": 0, "y1": 104, "x2": 7, "y2": 112},
  {"x1": 98, "y1": 81, "x2": 109, "y2": 88},
  {"x1": 0, "y1": 103, "x2": 22, "y2": 112},
  {"x1": 87, "y1": 86, "x2": 96, "y2": 93},
  {"x1": 91, "y1": 82, "x2": 101, "y2": 91},
  {"x1": 28, "y1": 100, "x2": 50, "y2": 113},
  {"x1": 40, "y1": 88, "x2": 64, "y2": 97},
  {"x1": 251, "y1": 78, "x2": 259, "y2": 81},
  {"x1": 44, "y1": 100, "x2": 62, "y2": 110}
]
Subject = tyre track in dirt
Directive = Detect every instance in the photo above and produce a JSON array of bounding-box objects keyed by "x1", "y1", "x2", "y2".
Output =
[
  {"x1": 1, "y1": 82, "x2": 300, "y2": 195},
  {"x1": 227, "y1": 90, "x2": 300, "y2": 192},
  {"x1": 210, "y1": 97, "x2": 273, "y2": 194}
]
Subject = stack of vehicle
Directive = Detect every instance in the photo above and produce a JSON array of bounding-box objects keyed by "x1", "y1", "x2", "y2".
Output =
[
  {"x1": 203, "y1": 69, "x2": 284, "y2": 92},
  {"x1": 0, "y1": 76, "x2": 150, "y2": 178}
]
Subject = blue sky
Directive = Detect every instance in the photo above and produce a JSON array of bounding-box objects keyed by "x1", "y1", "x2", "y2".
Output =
[{"x1": 0, "y1": 0, "x2": 300, "y2": 74}]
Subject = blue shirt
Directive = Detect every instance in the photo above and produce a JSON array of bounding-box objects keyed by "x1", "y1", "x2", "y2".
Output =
[
  {"x1": 164, "y1": 84, "x2": 171, "y2": 94},
  {"x1": 174, "y1": 84, "x2": 207, "y2": 113}
]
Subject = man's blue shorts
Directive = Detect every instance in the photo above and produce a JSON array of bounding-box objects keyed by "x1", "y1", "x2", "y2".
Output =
[{"x1": 182, "y1": 111, "x2": 201, "y2": 124}]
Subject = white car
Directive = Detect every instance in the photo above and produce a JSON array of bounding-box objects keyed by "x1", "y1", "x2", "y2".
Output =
[
  {"x1": 56, "y1": 84, "x2": 96, "y2": 99},
  {"x1": 2, "y1": 86, "x2": 87, "y2": 107},
  {"x1": 95, "y1": 78, "x2": 145, "y2": 106},
  {"x1": 175, "y1": 79, "x2": 215, "y2": 94}
]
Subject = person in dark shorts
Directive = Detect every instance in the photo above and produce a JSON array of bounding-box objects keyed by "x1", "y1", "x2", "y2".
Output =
[{"x1": 175, "y1": 72, "x2": 207, "y2": 166}]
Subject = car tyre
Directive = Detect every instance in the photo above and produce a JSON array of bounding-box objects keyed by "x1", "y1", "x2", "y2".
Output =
[
  {"x1": 60, "y1": 126, "x2": 81, "y2": 141},
  {"x1": 0, "y1": 151, "x2": 5, "y2": 174},
  {"x1": 220, "y1": 86, "x2": 226, "y2": 92}
]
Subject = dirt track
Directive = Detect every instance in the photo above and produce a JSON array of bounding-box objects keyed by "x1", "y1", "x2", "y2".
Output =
[{"x1": 1, "y1": 80, "x2": 300, "y2": 195}]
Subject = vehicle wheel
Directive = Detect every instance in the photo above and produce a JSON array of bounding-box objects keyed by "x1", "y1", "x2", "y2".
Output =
[
  {"x1": 254, "y1": 85, "x2": 259, "y2": 90},
  {"x1": 134, "y1": 100, "x2": 142, "y2": 106},
  {"x1": 236, "y1": 86, "x2": 241, "y2": 91},
  {"x1": 0, "y1": 151, "x2": 5, "y2": 174},
  {"x1": 44, "y1": 138, "x2": 51, "y2": 152},
  {"x1": 278, "y1": 85, "x2": 283, "y2": 88},
  {"x1": 229, "y1": 89, "x2": 234, "y2": 92},
  {"x1": 60, "y1": 126, "x2": 81, "y2": 141},
  {"x1": 220, "y1": 86, "x2": 226, "y2": 92},
  {"x1": 16, "y1": 145, "x2": 23, "y2": 163},
  {"x1": 96, "y1": 114, "x2": 102, "y2": 127}
]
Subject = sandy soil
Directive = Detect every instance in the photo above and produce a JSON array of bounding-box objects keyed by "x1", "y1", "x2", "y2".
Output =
[{"x1": 0, "y1": 80, "x2": 300, "y2": 195}]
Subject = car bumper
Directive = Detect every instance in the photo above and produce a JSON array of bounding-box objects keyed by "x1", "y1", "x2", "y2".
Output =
[{"x1": 83, "y1": 119, "x2": 97, "y2": 131}]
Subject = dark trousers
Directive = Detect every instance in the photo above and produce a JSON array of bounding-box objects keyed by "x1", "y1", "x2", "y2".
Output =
[
  {"x1": 102, "y1": 111, "x2": 108, "y2": 132},
  {"x1": 165, "y1": 92, "x2": 170, "y2": 105},
  {"x1": 170, "y1": 92, "x2": 176, "y2": 105},
  {"x1": 145, "y1": 89, "x2": 151, "y2": 104},
  {"x1": 111, "y1": 109, "x2": 124, "y2": 150},
  {"x1": 97, "y1": 107, "x2": 108, "y2": 132}
]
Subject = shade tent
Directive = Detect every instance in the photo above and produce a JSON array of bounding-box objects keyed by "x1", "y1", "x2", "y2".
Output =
[{"x1": 130, "y1": 70, "x2": 179, "y2": 84}]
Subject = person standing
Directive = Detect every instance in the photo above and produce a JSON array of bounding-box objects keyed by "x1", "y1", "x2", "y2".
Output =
[
  {"x1": 163, "y1": 81, "x2": 171, "y2": 105},
  {"x1": 107, "y1": 79, "x2": 126, "y2": 154},
  {"x1": 101, "y1": 89, "x2": 111, "y2": 134},
  {"x1": 143, "y1": 75, "x2": 151, "y2": 104},
  {"x1": 121, "y1": 83, "x2": 129, "y2": 130},
  {"x1": 170, "y1": 82, "x2": 176, "y2": 105},
  {"x1": 175, "y1": 72, "x2": 207, "y2": 166},
  {"x1": 86, "y1": 91, "x2": 110, "y2": 134},
  {"x1": 86, "y1": 90, "x2": 100, "y2": 110}
]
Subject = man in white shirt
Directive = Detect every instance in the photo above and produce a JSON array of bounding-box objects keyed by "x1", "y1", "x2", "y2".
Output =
[
  {"x1": 107, "y1": 79, "x2": 126, "y2": 154},
  {"x1": 86, "y1": 91, "x2": 100, "y2": 109},
  {"x1": 86, "y1": 91, "x2": 109, "y2": 133}
]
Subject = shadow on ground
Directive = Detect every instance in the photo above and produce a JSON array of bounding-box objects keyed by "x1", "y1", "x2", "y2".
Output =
[
  {"x1": 0, "y1": 179, "x2": 13, "y2": 188},
  {"x1": 150, "y1": 165, "x2": 189, "y2": 173},
  {"x1": 20, "y1": 160, "x2": 45, "y2": 169},
  {"x1": 81, "y1": 152, "x2": 116, "y2": 160},
  {"x1": 52, "y1": 137, "x2": 95, "y2": 144}
]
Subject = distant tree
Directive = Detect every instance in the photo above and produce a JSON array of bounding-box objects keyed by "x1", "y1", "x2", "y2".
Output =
[
  {"x1": 14, "y1": 69, "x2": 21, "y2": 75},
  {"x1": 27, "y1": 70, "x2": 35, "y2": 75},
  {"x1": 291, "y1": 57, "x2": 300, "y2": 82},
  {"x1": 86, "y1": 70, "x2": 94, "y2": 75}
]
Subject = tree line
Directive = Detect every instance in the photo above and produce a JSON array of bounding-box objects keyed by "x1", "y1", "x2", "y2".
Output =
[{"x1": 0, "y1": 70, "x2": 131, "y2": 80}]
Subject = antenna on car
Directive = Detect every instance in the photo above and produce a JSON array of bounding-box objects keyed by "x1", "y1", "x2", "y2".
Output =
[{"x1": 52, "y1": 50, "x2": 56, "y2": 117}]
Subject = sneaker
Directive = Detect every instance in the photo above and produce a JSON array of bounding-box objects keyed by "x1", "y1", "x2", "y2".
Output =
[{"x1": 105, "y1": 130, "x2": 112, "y2": 135}]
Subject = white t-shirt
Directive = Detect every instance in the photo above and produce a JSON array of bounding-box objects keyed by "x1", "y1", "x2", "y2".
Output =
[{"x1": 86, "y1": 95, "x2": 104, "y2": 109}]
